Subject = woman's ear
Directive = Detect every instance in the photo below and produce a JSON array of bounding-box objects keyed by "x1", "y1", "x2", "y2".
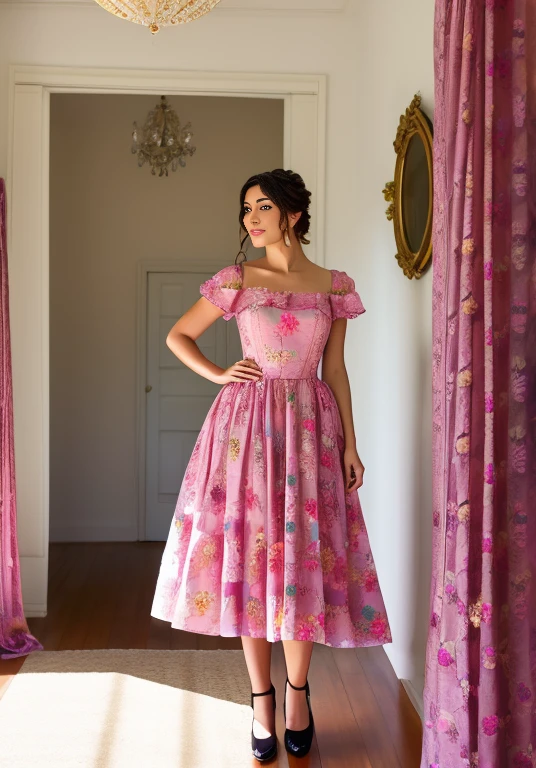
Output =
[{"x1": 290, "y1": 211, "x2": 302, "y2": 228}]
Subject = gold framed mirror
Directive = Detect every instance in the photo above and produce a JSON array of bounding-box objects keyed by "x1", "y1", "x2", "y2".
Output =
[{"x1": 383, "y1": 94, "x2": 433, "y2": 280}]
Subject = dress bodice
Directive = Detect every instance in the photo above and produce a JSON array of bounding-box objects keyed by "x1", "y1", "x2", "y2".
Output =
[{"x1": 199, "y1": 263, "x2": 365, "y2": 380}]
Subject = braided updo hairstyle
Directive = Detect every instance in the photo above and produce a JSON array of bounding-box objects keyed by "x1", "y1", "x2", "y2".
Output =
[{"x1": 237, "y1": 169, "x2": 312, "y2": 258}]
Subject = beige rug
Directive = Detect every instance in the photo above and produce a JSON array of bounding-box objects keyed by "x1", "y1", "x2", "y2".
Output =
[{"x1": 0, "y1": 649, "x2": 257, "y2": 768}]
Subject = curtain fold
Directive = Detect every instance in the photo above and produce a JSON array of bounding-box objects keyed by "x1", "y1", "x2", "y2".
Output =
[
  {"x1": 422, "y1": 1, "x2": 536, "y2": 765},
  {"x1": 0, "y1": 178, "x2": 43, "y2": 659}
]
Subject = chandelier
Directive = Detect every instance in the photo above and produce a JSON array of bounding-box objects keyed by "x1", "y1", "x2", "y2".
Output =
[
  {"x1": 93, "y1": 0, "x2": 221, "y2": 34},
  {"x1": 131, "y1": 96, "x2": 196, "y2": 177}
]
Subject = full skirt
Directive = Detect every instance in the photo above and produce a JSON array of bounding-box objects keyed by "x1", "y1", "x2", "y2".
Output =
[{"x1": 151, "y1": 377, "x2": 392, "y2": 648}]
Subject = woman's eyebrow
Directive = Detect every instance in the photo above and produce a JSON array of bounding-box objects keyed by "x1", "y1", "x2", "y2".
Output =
[{"x1": 244, "y1": 197, "x2": 271, "y2": 205}]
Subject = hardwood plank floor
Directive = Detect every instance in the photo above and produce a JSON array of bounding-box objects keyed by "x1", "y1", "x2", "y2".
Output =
[{"x1": 0, "y1": 542, "x2": 423, "y2": 767}]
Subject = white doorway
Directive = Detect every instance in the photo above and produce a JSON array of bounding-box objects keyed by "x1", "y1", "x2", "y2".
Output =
[
  {"x1": 47, "y1": 92, "x2": 284, "y2": 545},
  {"x1": 7, "y1": 66, "x2": 326, "y2": 616}
]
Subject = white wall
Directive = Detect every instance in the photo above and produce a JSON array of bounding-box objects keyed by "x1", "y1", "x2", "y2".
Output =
[
  {"x1": 351, "y1": 1, "x2": 435, "y2": 695},
  {"x1": 0, "y1": 0, "x2": 434, "y2": 693}
]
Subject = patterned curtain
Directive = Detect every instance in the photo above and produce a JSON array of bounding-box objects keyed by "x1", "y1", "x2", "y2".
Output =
[
  {"x1": 422, "y1": 1, "x2": 536, "y2": 765},
  {"x1": 0, "y1": 179, "x2": 43, "y2": 659}
]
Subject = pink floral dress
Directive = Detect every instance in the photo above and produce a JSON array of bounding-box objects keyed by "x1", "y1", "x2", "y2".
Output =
[{"x1": 150, "y1": 263, "x2": 392, "y2": 648}]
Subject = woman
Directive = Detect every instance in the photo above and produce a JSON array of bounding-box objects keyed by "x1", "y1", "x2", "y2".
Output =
[{"x1": 151, "y1": 168, "x2": 392, "y2": 762}]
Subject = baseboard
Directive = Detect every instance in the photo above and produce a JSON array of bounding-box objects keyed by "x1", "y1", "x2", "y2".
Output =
[
  {"x1": 401, "y1": 678, "x2": 423, "y2": 721},
  {"x1": 23, "y1": 604, "x2": 47, "y2": 618},
  {"x1": 49, "y1": 524, "x2": 139, "y2": 542}
]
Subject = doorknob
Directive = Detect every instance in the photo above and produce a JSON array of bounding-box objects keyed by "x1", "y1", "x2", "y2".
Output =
[{"x1": 145, "y1": 385, "x2": 152, "y2": 393}]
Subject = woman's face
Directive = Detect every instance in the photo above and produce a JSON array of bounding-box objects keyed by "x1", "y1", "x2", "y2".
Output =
[{"x1": 242, "y1": 184, "x2": 300, "y2": 247}]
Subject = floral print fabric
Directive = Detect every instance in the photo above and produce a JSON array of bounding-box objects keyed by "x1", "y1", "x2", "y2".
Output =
[
  {"x1": 422, "y1": 3, "x2": 536, "y2": 767},
  {"x1": 0, "y1": 179, "x2": 44, "y2": 659},
  {"x1": 151, "y1": 264, "x2": 392, "y2": 648}
]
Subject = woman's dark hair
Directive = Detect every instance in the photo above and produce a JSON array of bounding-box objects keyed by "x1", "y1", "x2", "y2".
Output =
[{"x1": 238, "y1": 169, "x2": 312, "y2": 251}]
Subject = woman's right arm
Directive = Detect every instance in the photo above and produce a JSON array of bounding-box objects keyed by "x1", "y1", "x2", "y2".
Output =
[{"x1": 166, "y1": 297, "x2": 262, "y2": 385}]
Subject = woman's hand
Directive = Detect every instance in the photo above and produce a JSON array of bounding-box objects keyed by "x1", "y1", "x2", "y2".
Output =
[
  {"x1": 343, "y1": 446, "x2": 364, "y2": 493},
  {"x1": 215, "y1": 358, "x2": 264, "y2": 385}
]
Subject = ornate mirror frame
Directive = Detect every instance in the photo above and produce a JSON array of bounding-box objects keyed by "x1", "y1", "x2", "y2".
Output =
[{"x1": 383, "y1": 94, "x2": 433, "y2": 280}]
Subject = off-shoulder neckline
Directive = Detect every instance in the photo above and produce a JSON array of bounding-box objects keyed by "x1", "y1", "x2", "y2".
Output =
[
  {"x1": 241, "y1": 285, "x2": 334, "y2": 297},
  {"x1": 234, "y1": 262, "x2": 336, "y2": 296}
]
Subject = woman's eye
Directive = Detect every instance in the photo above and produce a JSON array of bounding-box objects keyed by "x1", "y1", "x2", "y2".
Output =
[{"x1": 244, "y1": 205, "x2": 271, "y2": 214}]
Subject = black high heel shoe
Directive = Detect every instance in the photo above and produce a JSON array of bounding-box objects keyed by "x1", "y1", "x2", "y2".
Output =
[
  {"x1": 283, "y1": 677, "x2": 315, "y2": 757},
  {"x1": 251, "y1": 682, "x2": 277, "y2": 763}
]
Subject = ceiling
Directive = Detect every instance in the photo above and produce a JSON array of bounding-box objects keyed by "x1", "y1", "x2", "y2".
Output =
[
  {"x1": 219, "y1": 0, "x2": 348, "y2": 8},
  {"x1": 0, "y1": 0, "x2": 348, "y2": 7}
]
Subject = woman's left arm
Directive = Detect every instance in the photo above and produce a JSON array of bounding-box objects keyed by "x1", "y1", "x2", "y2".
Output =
[{"x1": 321, "y1": 317, "x2": 364, "y2": 493}]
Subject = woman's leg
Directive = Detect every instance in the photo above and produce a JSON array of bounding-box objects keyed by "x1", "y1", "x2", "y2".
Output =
[
  {"x1": 281, "y1": 640, "x2": 314, "y2": 730},
  {"x1": 241, "y1": 636, "x2": 275, "y2": 738}
]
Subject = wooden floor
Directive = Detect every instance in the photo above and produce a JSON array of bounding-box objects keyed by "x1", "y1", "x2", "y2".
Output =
[{"x1": 0, "y1": 542, "x2": 422, "y2": 767}]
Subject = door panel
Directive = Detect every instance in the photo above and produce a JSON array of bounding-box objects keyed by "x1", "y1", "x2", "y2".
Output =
[{"x1": 145, "y1": 271, "x2": 241, "y2": 540}]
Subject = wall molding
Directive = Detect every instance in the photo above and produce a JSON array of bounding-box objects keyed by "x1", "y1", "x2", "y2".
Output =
[
  {"x1": 10, "y1": 66, "x2": 327, "y2": 96},
  {"x1": 401, "y1": 679, "x2": 424, "y2": 721},
  {"x1": 50, "y1": 523, "x2": 139, "y2": 543}
]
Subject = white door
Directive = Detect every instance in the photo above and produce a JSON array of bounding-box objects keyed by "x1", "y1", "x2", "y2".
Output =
[{"x1": 145, "y1": 271, "x2": 242, "y2": 540}]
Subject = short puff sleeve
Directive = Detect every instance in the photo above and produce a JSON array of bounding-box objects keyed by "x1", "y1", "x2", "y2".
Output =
[
  {"x1": 329, "y1": 270, "x2": 366, "y2": 320},
  {"x1": 199, "y1": 264, "x2": 242, "y2": 321}
]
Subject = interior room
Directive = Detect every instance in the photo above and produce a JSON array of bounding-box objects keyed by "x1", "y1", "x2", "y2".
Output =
[
  {"x1": 2, "y1": 2, "x2": 433, "y2": 766},
  {"x1": 2, "y1": 0, "x2": 530, "y2": 766}
]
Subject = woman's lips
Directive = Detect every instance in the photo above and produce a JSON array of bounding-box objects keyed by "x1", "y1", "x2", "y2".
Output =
[{"x1": 250, "y1": 229, "x2": 265, "y2": 236}]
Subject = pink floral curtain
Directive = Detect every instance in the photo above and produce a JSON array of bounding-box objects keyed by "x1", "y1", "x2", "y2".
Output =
[
  {"x1": 0, "y1": 178, "x2": 43, "y2": 659},
  {"x1": 422, "y1": 1, "x2": 536, "y2": 765}
]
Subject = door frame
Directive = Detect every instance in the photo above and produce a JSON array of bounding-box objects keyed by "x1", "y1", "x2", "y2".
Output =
[{"x1": 7, "y1": 65, "x2": 327, "y2": 616}]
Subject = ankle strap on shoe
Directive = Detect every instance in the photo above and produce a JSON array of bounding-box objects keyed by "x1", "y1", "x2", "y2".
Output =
[
  {"x1": 286, "y1": 677, "x2": 308, "y2": 691},
  {"x1": 252, "y1": 683, "x2": 274, "y2": 698}
]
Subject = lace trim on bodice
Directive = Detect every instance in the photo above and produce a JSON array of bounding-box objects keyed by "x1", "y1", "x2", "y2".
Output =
[{"x1": 200, "y1": 263, "x2": 365, "y2": 321}]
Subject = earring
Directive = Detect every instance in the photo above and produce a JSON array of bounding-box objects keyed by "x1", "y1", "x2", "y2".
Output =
[
  {"x1": 284, "y1": 228, "x2": 291, "y2": 247},
  {"x1": 235, "y1": 230, "x2": 249, "y2": 265}
]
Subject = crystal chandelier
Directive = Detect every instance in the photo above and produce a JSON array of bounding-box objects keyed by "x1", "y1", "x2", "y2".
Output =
[
  {"x1": 131, "y1": 96, "x2": 196, "y2": 177},
  {"x1": 93, "y1": 0, "x2": 221, "y2": 34}
]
